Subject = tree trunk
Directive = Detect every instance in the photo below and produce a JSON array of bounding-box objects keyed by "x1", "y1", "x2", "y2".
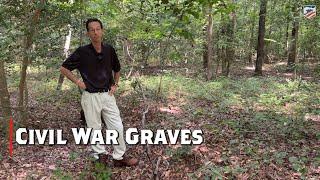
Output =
[
  {"x1": 247, "y1": 19, "x2": 255, "y2": 65},
  {"x1": 141, "y1": 42, "x2": 149, "y2": 67},
  {"x1": 284, "y1": 15, "x2": 290, "y2": 58},
  {"x1": 221, "y1": 47, "x2": 227, "y2": 75},
  {"x1": 18, "y1": 0, "x2": 44, "y2": 122},
  {"x1": 57, "y1": 25, "x2": 72, "y2": 90},
  {"x1": 203, "y1": 41, "x2": 208, "y2": 69},
  {"x1": 264, "y1": 26, "x2": 272, "y2": 64},
  {"x1": 220, "y1": 18, "x2": 227, "y2": 76},
  {"x1": 214, "y1": 26, "x2": 220, "y2": 76},
  {"x1": 222, "y1": 2, "x2": 236, "y2": 76},
  {"x1": 124, "y1": 38, "x2": 136, "y2": 78},
  {"x1": 0, "y1": 60, "x2": 12, "y2": 134},
  {"x1": 206, "y1": 3, "x2": 213, "y2": 80},
  {"x1": 254, "y1": 0, "x2": 268, "y2": 76},
  {"x1": 246, "y1": 0, "x2": 257, "y2": 65},
  {"x1": 123, "y1": 38, "x2": 131, "y2": 63},
  {"x1": 287, "y1": 6, "x2": 299, "y2": 70},
  {"x1": 18, "y1": 38, "x2": 31, "y2": 121},
  {"x1": 264, "y1": 0, "x2": 277, "y2": 64}
]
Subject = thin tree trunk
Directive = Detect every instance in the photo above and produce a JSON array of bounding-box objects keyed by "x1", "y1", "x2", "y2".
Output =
[
  {"x1": 247, "y1": 19, "x2": 255, "y2": 65},
  {"x1": 202, "y1": 5, "x2": 208, "y2": 70},
  {"x1": 156, "y1": 41, "x2": 164, "y2": 96},
  {"x1": 221, "y1": 46, "x2": 227, "y2": 75},
  {"x1": 254, "y1": 0, "x2": 268, "y2": 76},
  {"x1": 246, "y1": 1, "x2": 256, "y2": 65},
  {"x1": 144, "y1": 43, "x2": 155, "y2": 67},
  {"x1": 203, "y1": 42, "x2": 208, "y2": 69},
  {"x1": 223, "y1": 1, "x2": 236, "y2": 76},
  {"x1": 287, "y1": 6, "x2": 299, "y2": 70},
  {"x1": 141, "y1": 42, "x2": 148, "y2": 67},
  {"x1": 0, "y1": 60, "x2": 12, "y2": 134},
  {"x1": 215, "y1": 28, "x2": 220, "y2": 76},
  {"x1": 264, "y1": 26, "x2": 272, "y2": 64},
  {"x1": 57, "y1": 24, "x2": 72, "y2": 90},
  {"x1": 18, "y1": 37, "x2": 31, "y2": 121},
  {"x1": 18, "y1": 0, "x2": 44, "y2": 122},
  {"x1": 206, "y1": 3, "x2": 213, "y2": 80},
  {"x1": 220, "y1": 28, "x2": 228, "y2": 75},
  {"x1": 284, "y1": 15, "x2": 290, "y2": 58},
  {"x1": 264, "y1": 0, "x2": 277, "y2": 64},
  {"x1": 77, "y1": 0, "x2": 85, "y2": 94},
  {"x1": 124, "y1": 38, "x2": 136, "y2": 79},
  {"x1": 123, "y1": 38, "x2": 131, "y2": 63},
  {"x1": 220, "y1": 13, "x2": 227, "y2": 75},
  {"x1": 216, "y1": 47, "x2": 221, "y2": 76},
  {"x1": 57, "y1": 0, "x2": 74, "y2": 90}
]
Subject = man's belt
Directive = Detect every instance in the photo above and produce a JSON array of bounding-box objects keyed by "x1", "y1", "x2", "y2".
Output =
[{"x1": 85, "y1": 89, "x2": 109, "y2": 93}]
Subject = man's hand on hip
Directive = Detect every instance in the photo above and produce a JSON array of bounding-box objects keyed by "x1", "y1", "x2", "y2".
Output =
[
  {"x1": 76, "y1": 80, "x2": 86, "y2": 90},
  {"x1": 109, "y1": 85, "x2": 117, "y2": 96}
]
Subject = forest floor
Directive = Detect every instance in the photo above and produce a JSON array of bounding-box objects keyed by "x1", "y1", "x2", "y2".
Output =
[{"x1": 0, "y1": 61, "x2": 319, "y2": 179}]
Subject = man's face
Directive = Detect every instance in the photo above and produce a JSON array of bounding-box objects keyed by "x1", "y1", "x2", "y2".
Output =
[{"x1": 87, "y1": 21, "x2": 103, "y2": 43}]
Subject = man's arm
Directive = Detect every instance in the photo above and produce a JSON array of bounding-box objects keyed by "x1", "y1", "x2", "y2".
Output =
[
  {"x1": 113, "y1": 71, "x2": 120, "y2": 86},
  {"x1": 60, "y1": 66, "x2": 86, "y2": 89},
  {"x1": 110, "y1": 47, "x2": 121, "y2": 95},
  {"x1": 109, "y1": 71, "x2": 120, "y2": 95}
]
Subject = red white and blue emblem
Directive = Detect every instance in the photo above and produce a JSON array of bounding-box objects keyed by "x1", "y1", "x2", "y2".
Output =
[{"x1": 304, "y1": 5, "x2": 316, "y2": 19}]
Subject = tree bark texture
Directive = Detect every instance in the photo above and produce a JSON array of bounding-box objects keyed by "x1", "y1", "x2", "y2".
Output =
[
  {"x1": 206, "y1": 3, "x2": 214, "y2": 80},
  {"x1": 0, "y1": 60, "x2": 12, "y2": 134},
  {"x1": 287, "y1": 5, "x2": 299, "y2": 69},
  {"x1": 255, "y1": 0, "x2": 268, "y2": 76},
  {"x1": 18, "y1": 0, "x2": 44, "y2": 121}
]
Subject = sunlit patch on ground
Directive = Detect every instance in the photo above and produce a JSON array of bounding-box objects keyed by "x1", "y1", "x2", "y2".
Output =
[
  {"x1": 305, "y1": 114, "x2": 320, "y2": 122},
  {"x1": 159, "y1": 106, "x2": 183, "y2": 116}
]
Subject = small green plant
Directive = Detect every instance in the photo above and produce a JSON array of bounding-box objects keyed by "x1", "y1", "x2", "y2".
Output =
[
  {"x1": 274, "y1": 151, "x2": 287, "y2": 165},
  {"x1": 289, "y1": 156, "x2": 307, "y2": 175},
  {"x1": 93, "y1": 162, "x2": 112, "y2": 179},
  {"x1": 53, "y1": 168, "x2": 73, "y2": 180},
  {"x1": 68, "y1": 152, "x2": 78, "y2": 161},
  {"x1": 166, "y1": 145, "x2": 192, "y2": 161},
  {"x1": 78, "y1": 162, "x2": 112, "y2": 179}
]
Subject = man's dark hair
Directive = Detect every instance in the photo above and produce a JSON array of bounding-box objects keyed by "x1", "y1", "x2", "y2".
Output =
[{"x1": 85, "y1": 18, "x2": 103, "y2": 31}]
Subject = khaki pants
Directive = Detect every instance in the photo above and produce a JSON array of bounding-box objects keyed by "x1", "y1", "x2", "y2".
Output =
[{"x1": 81, "y1": 91, "x2": 126, "y2": 160}]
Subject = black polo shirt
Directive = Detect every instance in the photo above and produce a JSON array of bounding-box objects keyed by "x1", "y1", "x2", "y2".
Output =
[{"x1": 62, "y1": 43, "x2": 121, "y2": 92}]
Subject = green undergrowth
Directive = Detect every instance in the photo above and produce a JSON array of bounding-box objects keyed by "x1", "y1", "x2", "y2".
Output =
[
  {"x1": 52, "y1": 162, "x2": 111, "y2": 179},
  {"x1": 138, "y1": 73, "x2": 319, "y2": 116}
]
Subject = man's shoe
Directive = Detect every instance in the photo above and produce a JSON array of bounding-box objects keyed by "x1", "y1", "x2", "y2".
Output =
[{"x1": 113, "y1": 156, "x2": 138, "y2": 167}]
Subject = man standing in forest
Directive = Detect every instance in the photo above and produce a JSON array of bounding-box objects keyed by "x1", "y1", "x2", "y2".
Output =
[{"x1": 60, "y1": 18, "x2": 138, "y2": 167}]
